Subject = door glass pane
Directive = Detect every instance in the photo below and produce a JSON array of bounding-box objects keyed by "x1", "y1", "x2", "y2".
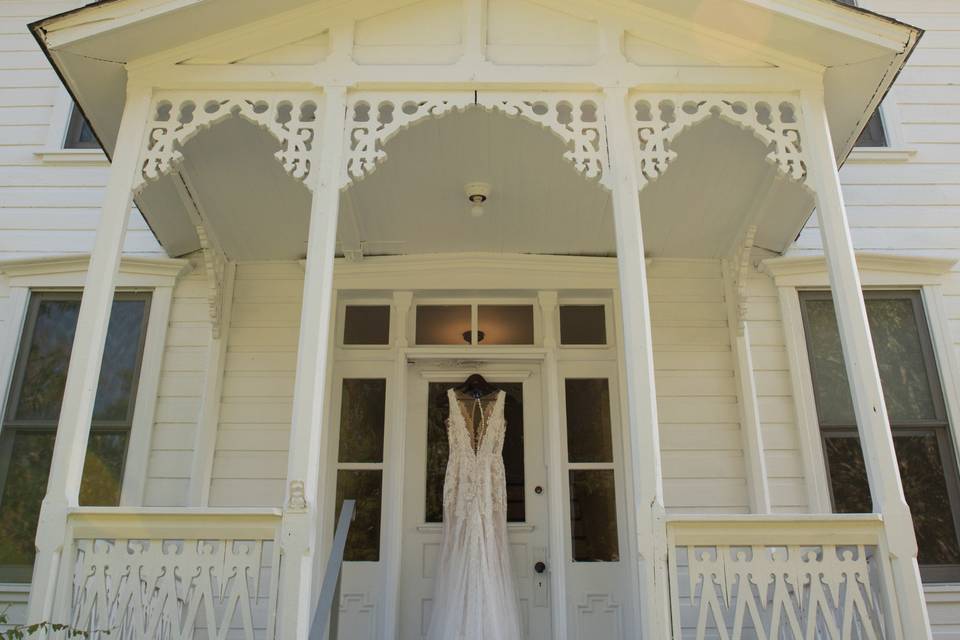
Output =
[
  {"x1": 426, "y1": 382, "x2": 525, "y2": 523},
  {"x1": 802, "y1": 295, "x2": 939, "y2": 425},
  {"x1": 569, "y1": 470, "x2": 619, "y2": 562},
  {"x1": 416, "y1": 305, "x2": 471, "y2": 345},
  {"x1": 477, "y1": 305, "x2": 534, "y2": 345},
  {"x1": 93, "y1": 298, "x2": 148, "y2": 422},
  {"x1": 335, "y1": 470, "x2": 383, "y2": 562},
  {"x1": 337, "y1": 379, "x2": 386, "y2": 463},
  {"x1": 344, "y1": 305, "x2": 390, "y2": 345},
  {"x1": 560, "y1": 305, "x2": 607, "y2": 345},
  {"x1": 13, "y1": 298, "x2": 80, "y2": 421},
  {"x1": 564, "y1": 379, "x2": 613, "y2": 463},
  {"x1": 824, "y1": 431, "x2": 960, "y2": 567}
]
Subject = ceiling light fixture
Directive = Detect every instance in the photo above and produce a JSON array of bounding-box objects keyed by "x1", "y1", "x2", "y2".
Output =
[{"x1": 465, "y1": 182, "x2": 491, "y2": 218}]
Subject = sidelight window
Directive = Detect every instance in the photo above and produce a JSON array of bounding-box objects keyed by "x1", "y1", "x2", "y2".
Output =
[
  {"x1": 0, "y1": 292, "x2": 150, "y2": 582},
  {"x1": 334, "y1": 378, "x2": 387, "y2": 561},
  {"x1": 564, "y1": 378, "x2": 620, "y2": 562},
  {"x1": 800, "y1": 290, "x2": 960, "y2": 582}
]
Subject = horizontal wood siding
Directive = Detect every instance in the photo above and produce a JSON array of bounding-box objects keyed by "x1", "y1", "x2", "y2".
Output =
[
  {"x1": 143, "y1": 259, "x2": 208, "y2": 507},
  {"x1": 648, "y1": 259, "x2": 750, "y2": 514},
  {"x1": 0, "y1": 1, "x2": 163, "y2": 261},
  {"x1": 208, "y1": 262, "x2": 302, "y2": 508}
]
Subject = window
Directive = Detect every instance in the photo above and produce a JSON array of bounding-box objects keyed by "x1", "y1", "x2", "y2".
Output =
[
  {"x1": 414, "y1": 303, "x2": 536, "y2": 346},
  {"x1": 477, "y1": 305, "x2": 534, "y2": 345},
  {"x1": 0, "y1": 292, "x2": 150, "y2": 582},
  {"x1": 800, "y1": 290, "x2": 960, "y2": 581},
  {"x1": 334, "y1": 378, "x2": 387, "y2": 561},
  {"x1": 426, "y1": 382, "x2": 525, "y2": 523},
  {"x1": 564, "y1": 378, "x2": 620, "y2": 562},
  {"x1": 343, "y1": 305, "x2": 390, "y2": 345},
  {"x1": 560, "y1": 305, "x2": 607, "y2": 345},
  {"x1": 835, "y1": 0, "x2": 889, "y2": 147},
  {"x1": 64, "y1": 105, "x2": 98, "y2": 150}
]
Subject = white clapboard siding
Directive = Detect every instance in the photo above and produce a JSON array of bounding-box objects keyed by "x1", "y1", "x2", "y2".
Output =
[
  {"x1": 0, "y1": 0, "x2": 163, "y2": 261},
  {"x1": 208, "y1": 262, "x2": 303, "y2": 508},
  {"x1": 649, "y1": 259, "x2": 750, "y2": 514},
  {"x1": 142, "y1": 259, "x2": 208, "y2": 507}
]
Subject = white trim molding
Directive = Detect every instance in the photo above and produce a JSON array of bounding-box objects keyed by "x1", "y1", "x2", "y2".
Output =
[
  {"x1": 761, "y1": 252, "x2": 958, "y2": 287},
  {"x1": 0, "y1": 254, "x2": 191, "y2": 507}
]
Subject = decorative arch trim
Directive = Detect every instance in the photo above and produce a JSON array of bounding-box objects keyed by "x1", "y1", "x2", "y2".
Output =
[
  {"x1": 341, "y1": 91, "x2": 611, "y2": 189},
  {"x1": 135, "y1": 91, "x2": 324, "y2": 193},
  {"x1": 630, "y1": 94, "x2": 808, "y2": 189}
]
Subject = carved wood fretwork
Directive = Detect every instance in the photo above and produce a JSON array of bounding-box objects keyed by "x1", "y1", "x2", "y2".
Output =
[
  {"x1": 631, "y1": 95, "x2": 808, "y2": 189},
  {"x1": 136, "y1": 92, "x2": 323, "y2": 193},
  {"x1": 342, "y1": 92, "x2": 611, "y2": 189}
]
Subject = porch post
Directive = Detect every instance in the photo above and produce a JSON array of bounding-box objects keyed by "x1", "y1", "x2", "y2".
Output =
[
  {"x1": 602, "y1": 87, "x2": 672, "y2": 640},
  {"x1": 26, "y1": 84, "x2": 152, "y2": 623},
  {"x1": 801, "y1": 88, "x2": 932, "y2": 637},
  {"x1": 279, "y1": 85, "x2": 347, "y2": 639}
]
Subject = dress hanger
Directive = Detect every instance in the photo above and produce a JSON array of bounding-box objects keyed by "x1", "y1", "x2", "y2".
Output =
[{"x1": 454, "y1": 373, "x2": 498, "y2": 399}]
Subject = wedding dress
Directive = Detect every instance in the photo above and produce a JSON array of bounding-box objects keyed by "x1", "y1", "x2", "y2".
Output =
[{"x1": 425, "y1": 388, "x2": 524, "y2": 640}]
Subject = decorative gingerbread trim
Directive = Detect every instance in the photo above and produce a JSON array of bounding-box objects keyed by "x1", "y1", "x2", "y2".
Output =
[
  {"x1": 631, "y1": 95, "x2": 807, "y2": 188},
  {"x1": 136, "y1": 92, "x2": 323, "y2": 192}
]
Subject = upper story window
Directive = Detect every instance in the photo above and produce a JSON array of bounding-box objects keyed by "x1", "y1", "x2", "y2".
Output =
[
  {"x1": 800, "y1": 290, "x2": 960, "y2": 582},
  {"x1": 835, "y1": 0, "x2": 889, "y2": 148},
  {"x1": 64, "y1": 104, "x2": 98, "y2": 150},
  {"x1": 0, "y1": 292, "x2": 150, "y2": 582}
]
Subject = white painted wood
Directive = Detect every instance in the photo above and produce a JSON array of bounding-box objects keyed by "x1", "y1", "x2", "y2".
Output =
[
  {"x1": 802, "y1": 87, "x2": 931, "y2": 638},
  {"x1": 120, "y1": 283, "x2": 174, "y2": 507},
  {"x1": 773, "y1": 286, "x2": 833, "y2": 513},
  {"x1": 0, "y1": 287, "x2": 29, "y2": 429},
  {"x1": 187, "y1": 260, "x2": 235, "y2": 507},
  {"x1": 537, "y1": 291, "x2": 569, "y2": 640},
  {"x1": 381, "y1": 290, "x2": 412, "y2": 638},
  {"x1": 25, "y1": 84, "x2": 154, "y2": 625},
  {"x1": 279, "y1": 86, "x2": 345, "y2": 639},
  {"x1": 604, "y1": 86, "x2": 672, "y2": 640}
]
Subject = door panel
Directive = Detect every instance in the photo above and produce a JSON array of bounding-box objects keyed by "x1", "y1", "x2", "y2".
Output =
[{"x1": 399, "y1": 365, "x2": 551, "y2": 640}]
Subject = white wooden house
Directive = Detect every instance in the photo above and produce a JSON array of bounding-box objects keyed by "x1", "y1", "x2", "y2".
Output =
[{"x1": 0, "y1": 0, "x2": 958, "y2": 638}]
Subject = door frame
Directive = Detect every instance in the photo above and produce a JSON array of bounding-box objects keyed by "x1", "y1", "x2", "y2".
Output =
[{"x1": 324, "y1": 254, "x2": 640, "y2": 640}]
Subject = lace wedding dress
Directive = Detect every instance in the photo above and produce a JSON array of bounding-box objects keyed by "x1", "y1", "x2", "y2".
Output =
[{"x1": 425, "y1": 388, "x2": 524, "y2": 640}]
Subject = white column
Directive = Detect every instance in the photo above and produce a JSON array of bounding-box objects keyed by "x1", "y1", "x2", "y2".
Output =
[
  {"x1": 602, "y1": 87, "x2": 672, "y2": 640},
  {"x1": 27, "y1": 85, "x2": 153, "y2": 623},
  {"x1": 802, "y1": 89, "x2": 932, "y2": 637},
  {"x1": 537, "y1": 291, "x2": 569, "y2": 640},
  {"x1": 279, "y1": 86, "x2": 347, "y2": 639}
]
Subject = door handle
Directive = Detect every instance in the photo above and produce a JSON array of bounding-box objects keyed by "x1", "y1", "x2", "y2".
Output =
[{"x1": 534, "y1": 561, "x2": 546, "y2": 574}]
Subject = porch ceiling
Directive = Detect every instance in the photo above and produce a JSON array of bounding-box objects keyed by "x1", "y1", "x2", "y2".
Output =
[{"x1": 140, "y1": 106, "x2": 813, "y2": 261}]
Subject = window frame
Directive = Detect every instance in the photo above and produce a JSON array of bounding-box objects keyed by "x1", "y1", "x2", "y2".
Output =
[{"x1": 799, "y1": 288, "x2": 960, "y2": 582}]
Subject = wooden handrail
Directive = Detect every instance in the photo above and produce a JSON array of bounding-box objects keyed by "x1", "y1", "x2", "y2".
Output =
[{"x1": 310, "y1": 500, "x2": 356, "y2": 640}]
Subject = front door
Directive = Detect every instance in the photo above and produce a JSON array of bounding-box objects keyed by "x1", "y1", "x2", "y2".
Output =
[{"x1": 399, "y1": 363, "x2": 552, "y2": 640}]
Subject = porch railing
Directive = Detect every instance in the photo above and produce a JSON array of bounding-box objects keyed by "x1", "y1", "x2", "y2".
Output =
[
  {"x1": 53, "y1": 508, "x2": 283, "y2": 640},
  {"x1": 310, "y1": 500, "x2": 356, "y2": 640},
  {"x1": 667, "y1": 515, "x2": 901, "y2": 640}
]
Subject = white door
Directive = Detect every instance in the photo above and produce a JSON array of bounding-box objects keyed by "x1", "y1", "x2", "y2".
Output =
[{"x1": 399, "y1": 363, "x2": 552, "y2": 640}]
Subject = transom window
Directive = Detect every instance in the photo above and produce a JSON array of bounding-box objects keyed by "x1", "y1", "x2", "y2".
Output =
[
  {"x1": 0, "y1": 292, "x2": 150, "y2": 582},
  {"x1": 415, "y1": 303, "x2": 535, "y2": 346},
  {"x1": 800, "y1": 290, "x2": 960, "y2": 582}
]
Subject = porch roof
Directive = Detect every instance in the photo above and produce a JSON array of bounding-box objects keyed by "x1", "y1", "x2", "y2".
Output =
[
  {"x1": 31, "y1": 0, "x2": 920, "y2": 161},
  {"x1": 28, "y1": 0, "x2": 921, "y2": 261}
]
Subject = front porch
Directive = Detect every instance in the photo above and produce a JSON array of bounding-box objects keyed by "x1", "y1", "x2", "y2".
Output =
[{"x1": 18, "y1": 0, "x2": 931, "y2": 638}]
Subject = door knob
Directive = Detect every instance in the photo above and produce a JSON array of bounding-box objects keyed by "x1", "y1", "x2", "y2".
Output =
[{"x1": 534, "y1": 561, "x2": 547, "y2": 574}]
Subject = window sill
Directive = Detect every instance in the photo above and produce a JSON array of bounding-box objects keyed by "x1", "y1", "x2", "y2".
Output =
[
  {"x1": 0, "y1": 582, "x2": 30, "y2": 594},
  {"x1": 34, "y1": 148, "x2": 107, "y2": 165},
  {"x1": 846, "y1": 147, "x2": 916, "y2": 163}
]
